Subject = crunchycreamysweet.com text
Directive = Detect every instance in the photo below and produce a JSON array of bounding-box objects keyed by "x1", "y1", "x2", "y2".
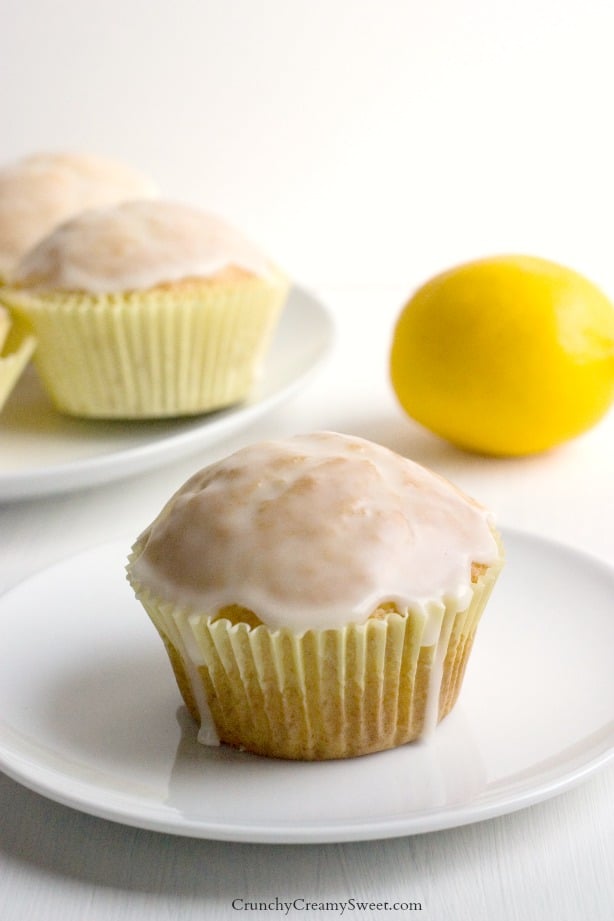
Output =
[{"x1": 231, "y1": 898, "x2": 423, "y2": 915}]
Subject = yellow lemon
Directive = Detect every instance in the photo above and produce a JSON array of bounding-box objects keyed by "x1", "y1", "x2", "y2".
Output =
[{"x1": 390, "y1": 255, "x2": 614, "y2": 456}]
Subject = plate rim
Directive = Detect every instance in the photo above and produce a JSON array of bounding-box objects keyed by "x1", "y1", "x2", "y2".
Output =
[
  {"x1": 0, "y1": 285, "x2": 335, "y2": 501},
  {"x1": 0, "y1": 527, "x2": 613, "y2": 844}
]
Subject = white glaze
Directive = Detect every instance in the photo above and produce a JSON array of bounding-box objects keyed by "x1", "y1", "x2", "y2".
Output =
[
  {"x1": 422, "y1": 608, "x2": 454, "y2": 739},
  {"x1": 0, "y1": 152, "x2": 156, "y2": 278},
  {"x1": 136, "y1": 589, "x2": 219, "y2": 746},
  {"x1": 129, "y1": 432, "x2": 500, "y2": 631},
  {"x1": 14, "y1": 200, "x2": 277, "y2": 292}
]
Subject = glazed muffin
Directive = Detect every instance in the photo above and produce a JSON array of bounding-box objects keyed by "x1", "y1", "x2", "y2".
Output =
[
  {"x1": 0, "y1": 304, "x2": 36, "y2": 410},
  {"x1": 4, "y1": 200, "x2": 289, "y2": 418},
  {"x1": 0, "y1": 151, "x2": 157, "y2": 283},
  {"x1": 126, "y1": 432, "x2": 504, "y2": 760}
]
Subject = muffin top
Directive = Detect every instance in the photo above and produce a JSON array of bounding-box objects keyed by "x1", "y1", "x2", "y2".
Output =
[
  {"x1": 14, "y1": 200, "x2": 278, "y2": 294},
  {"x1": 0, "y1": 152, "x2": 156, "y2": 280},
  {"x1": 128, "y1": 432, "x2": 501, "y2": 630}
]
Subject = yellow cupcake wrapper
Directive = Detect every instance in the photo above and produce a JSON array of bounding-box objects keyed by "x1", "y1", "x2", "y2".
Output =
[
  {"x1": 3, "y1": 278, "x2": 288, "y2": 418},
  {"x1": 128, "y1": 554, "x2": 503, "y2": 761},
  {"x1": 0, "y1": 314, "x2": 37, "y2": 411},
  {"x1": 0, "y1": 308, "x2": 10, "y2": 352}
]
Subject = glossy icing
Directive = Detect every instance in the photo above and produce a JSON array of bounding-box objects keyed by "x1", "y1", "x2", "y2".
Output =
[
  {"x1": 15, "y1": 200, "x2": 277, "y2": 292},
  {"x1": 0, "y1": 152, "x2": 156, "y2": 278},
  {"x1": 129, "y1": 432, "x2": 500, "y2": 631}
]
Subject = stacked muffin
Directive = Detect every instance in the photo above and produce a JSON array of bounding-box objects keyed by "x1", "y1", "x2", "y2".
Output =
[
  {"x1": 0, "y1": 153, "x2": 289, "y2": 417},
  {"x1": 0, "y1": 151, "x2": 157, "y2": 284},
  {"x1": 0, "y1": 152, "x2": 157, "y2": 410}
]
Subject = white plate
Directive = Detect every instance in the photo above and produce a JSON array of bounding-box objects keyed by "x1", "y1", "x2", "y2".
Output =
[
  {"x1": 0, "y1": 528, "x2": 613, "y2": 844},
  {"x1": 0, "y1": 287, "x2": 334, "y2": 501}
]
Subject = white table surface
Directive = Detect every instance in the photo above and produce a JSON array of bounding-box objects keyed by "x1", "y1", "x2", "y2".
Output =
[{"x1": 1, "y1": 286, "x2": 613, "y2": 921}]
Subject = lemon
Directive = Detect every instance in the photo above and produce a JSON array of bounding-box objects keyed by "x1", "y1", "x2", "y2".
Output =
[{"x1": 390, "y1": 255, "x2": 614, "y2": 456}]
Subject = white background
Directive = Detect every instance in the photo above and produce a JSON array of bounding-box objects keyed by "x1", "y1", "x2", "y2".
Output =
[{"x1": 3, "y1": 0, "x2": 614, "y2": 292}]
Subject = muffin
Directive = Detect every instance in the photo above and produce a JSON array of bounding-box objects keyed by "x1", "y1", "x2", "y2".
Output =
[
  {"x1": 0, "y1": 305, "x2": 36, "y2": 410},
  {"x1": 4, "y1": 200, "x2": 289, "y2": 418},
  {"x1": 126, "y1": 431, "x2": 504, "y2": 760},
  {"x1": 0, "y1": 151, "x2": 157, "y2": 283}
]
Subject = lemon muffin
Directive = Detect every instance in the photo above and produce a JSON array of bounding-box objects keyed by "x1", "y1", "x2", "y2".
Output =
[
  {"x1": 5, "y1": 200, "x2": 289, "y2": 418},
  {"x1": 126, "y1": 431, "x2": 504, "y2": 760},
  {"x1": 0, "y1": 304, "x2": 36, "y2": 410},
  {"x1": 0, "y1": 152, "x2": 157, "y2": 283}
]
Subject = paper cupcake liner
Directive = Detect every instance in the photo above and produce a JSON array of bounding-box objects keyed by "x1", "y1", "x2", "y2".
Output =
[
  {"x1": 0, "y1": 307, "x2": 10, "y2": 352},
  {"x1": 3, "y1": 277, "x2": 288, "y2": 418},
  {"x1": 128, "y1": 555, "x2": 502, "y2": 761},
  {"x1": 0, "y1": 314, "x2": 37, "y2": 411}
]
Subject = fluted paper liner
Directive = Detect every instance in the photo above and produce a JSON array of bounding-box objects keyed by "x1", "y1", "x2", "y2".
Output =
[
  {"x1": 128, "y1": 555, "x2": 503, "y2": 761},
  {"x1": 0, "y1": 313, "x2": 36, "y2": 410},
  {"x1": 3, "y1": 276, "x2": 288, "y2": 418}
]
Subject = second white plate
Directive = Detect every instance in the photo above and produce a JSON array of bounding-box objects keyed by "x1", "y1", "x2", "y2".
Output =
[
  {"x1": 0, "y1": 528, "x2": 613, "y2": 843},
  {"x1": 0, "y1": 286, "x2": 334, "y2": 501}
]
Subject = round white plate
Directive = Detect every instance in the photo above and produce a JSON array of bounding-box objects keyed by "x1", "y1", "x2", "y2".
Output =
[
  {"x1": 0, "y1": 528, "x2": 612, "y2": 844},
  {"x1": 0, "y1": 287, "x2": 334, "y2": 501}
]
